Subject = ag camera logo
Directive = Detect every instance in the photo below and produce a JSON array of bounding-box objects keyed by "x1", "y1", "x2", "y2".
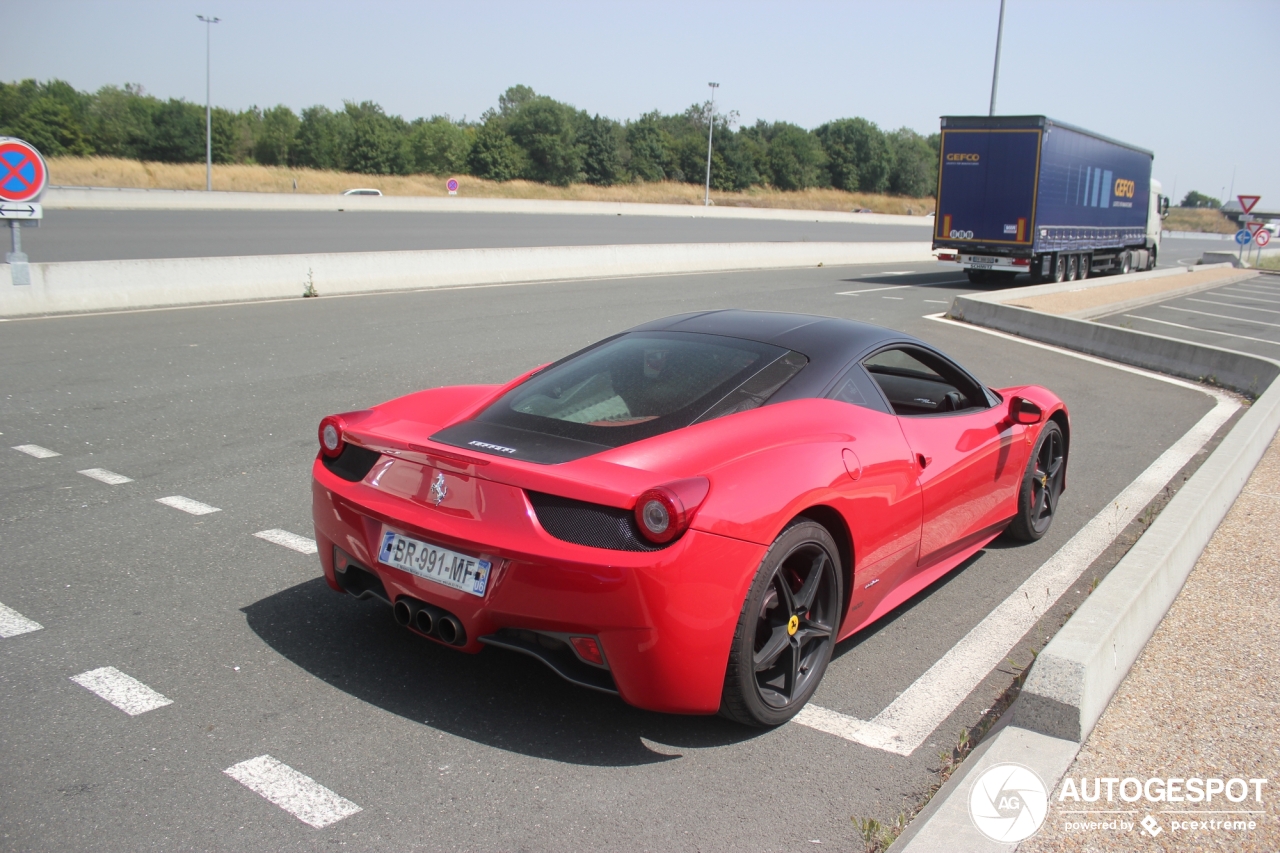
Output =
[{"x1": 968, "y1": 762, "x2": 1049, "y2": 842}]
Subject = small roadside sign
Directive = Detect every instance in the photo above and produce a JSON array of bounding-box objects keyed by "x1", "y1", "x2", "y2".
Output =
[
  {"x1": 0, "y1": 138, "x2": 48, "y2": 203},
  {"x1": 1238, "y1": 195, "x2": 1261, "y2": 214},
  {"x1": 1257, "y1": 229, "x2": 1272, "y2": 248},
  {"x1": 1247, "y1": 221, "x2": 1268, "y2": 236},
  {"x1": 1235, "y1": 229, "x2": 1252, "y2": 245},
  {"x1": 447, "y1": 178, "x2": 459, "y2": 196},
  {"x1": 0, "y1": 202, "x2": 42, "y2": 220}
]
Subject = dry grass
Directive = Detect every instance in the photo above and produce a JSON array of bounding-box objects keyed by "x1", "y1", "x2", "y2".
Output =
[
  {"x1": 1163, "y1": 206, "x2": 1236, "y2": 234},
  {"x1": 46, "y1": 156, "x2": 935, "y2": 216}
]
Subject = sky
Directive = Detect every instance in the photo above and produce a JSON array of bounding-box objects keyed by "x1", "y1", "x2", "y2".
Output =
[{"x1": 2, "y1": 0, "x2": 1276, "y2": 203}]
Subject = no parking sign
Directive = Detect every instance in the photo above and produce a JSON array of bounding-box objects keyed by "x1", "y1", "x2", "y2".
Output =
[{"x1": 0, "y1": 138, "x2": 48, "y2": 204}]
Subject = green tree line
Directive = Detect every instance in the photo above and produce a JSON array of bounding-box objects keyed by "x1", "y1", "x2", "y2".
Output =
[{"x1": 0, "y1": 79, "x2": 941, "y2": 197}]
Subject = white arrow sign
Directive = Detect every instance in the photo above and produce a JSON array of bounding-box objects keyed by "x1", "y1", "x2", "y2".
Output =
[{"x1": 0, "y1": 202, "x2": 43, "y2": 220}]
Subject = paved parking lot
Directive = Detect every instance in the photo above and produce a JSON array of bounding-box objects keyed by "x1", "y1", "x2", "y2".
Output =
[
  {"x1": 1097, "y1": 271, "x2": 1280, "y2": 363},
  {"x1": 0, "y1": 262, "x2": 1230, "y2": 851}
]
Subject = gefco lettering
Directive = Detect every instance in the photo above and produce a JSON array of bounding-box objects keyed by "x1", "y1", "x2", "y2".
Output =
[
  {"x1": 1114, "y1": 178, "x2": 1136, "y2": 199},
  {"x1": 946, "y1": 152, "x2": 980, "y2": 163}
]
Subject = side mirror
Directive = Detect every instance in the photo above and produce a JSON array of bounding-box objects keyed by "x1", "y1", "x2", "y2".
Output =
[
  {"x1": 1160, "y1": 196, "x2": 1170, "y2": 218},
  {"x1": 1010, "y1": 396, "x2": 1043, "y2": 425}
]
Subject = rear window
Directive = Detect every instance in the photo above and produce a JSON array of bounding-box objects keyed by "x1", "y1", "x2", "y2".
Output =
[{"x1": 475, "y1": 332, "x2": 806, "y2": 447}]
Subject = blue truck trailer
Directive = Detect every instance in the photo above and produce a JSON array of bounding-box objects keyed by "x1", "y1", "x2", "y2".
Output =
[{"x1": 933, "y1": 115, "x2": 1170, "y2": 284}]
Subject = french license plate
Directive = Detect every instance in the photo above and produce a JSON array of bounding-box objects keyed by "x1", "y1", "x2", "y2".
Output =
[{"x1": 377, "y1": 528, "x2": 491, "y2": 597}]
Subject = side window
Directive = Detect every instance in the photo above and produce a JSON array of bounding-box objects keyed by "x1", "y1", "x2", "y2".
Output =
[
  {"x1": 827, "y1": 365, "x2": 890, "y2": 414},
  {"x1": 863, "y1": 347, "x2": 985, "y2": 416}
]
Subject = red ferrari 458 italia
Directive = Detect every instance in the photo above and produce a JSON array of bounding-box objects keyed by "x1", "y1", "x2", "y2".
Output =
[{"x1": 312, "y1": 310, "x2": 1068, "y2": 726}]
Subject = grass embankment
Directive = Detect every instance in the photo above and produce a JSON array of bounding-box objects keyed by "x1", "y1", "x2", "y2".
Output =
[
  {"x1": 46, "y1": 156, "x2": 935, "y2": 216},
  {"x1": 1257, "y1": 253, "x2": 1280, "y2": 271},
  {"x1": 1163, "y1": 207, "x2": 1236, "y2": 234}
]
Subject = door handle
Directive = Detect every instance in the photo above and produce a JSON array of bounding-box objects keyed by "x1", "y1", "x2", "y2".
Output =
[{"x1": 917, "y1": 453, "x2": 932, "y2": 469}]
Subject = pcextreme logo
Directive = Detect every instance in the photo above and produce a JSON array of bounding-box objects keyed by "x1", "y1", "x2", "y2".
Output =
[
  {"x1": 946, "y1": 152, "x2": 980, "y2": 163},
  {"x1": 1114, "y1": 178, "x2": 1136, "y2": 198}
]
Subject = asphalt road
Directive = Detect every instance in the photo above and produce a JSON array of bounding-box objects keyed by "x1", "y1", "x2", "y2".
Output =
[
  {"x1": 1096, "y1": 271, "x2": 1280, "y2": 363},
  {"x1": 16, "y1": 210, "x2": 929, "y2": 262},
  {"x1": 0, "y1": 264, "x2": 1218, "y2": 851}
]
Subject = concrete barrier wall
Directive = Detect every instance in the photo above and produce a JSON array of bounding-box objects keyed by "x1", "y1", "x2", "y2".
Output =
[
  {"x1": 0, "y1": 240, "x2": 935, "y2": 317},
  {"x1": 44, "y1": 187, "x2": 936, "y2": 227}
]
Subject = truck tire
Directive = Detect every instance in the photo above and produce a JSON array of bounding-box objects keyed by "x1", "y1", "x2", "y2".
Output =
[
  {"x1": 966, "y1": 269, "x2": 990, "y2": 284},
  {"x1": 1079, "y1": 254, "x2": 1091, "y2": 280},
  {"x1": 1147, "y1": 247, "x2": 1157, "y2": 270},
  {"x1": 1120, "y1": 251, "x2": 1132, "y2": 275},
  {"x1": 1065, "y1": 254, "x2": 1079, "y2": 281},
  {"x1": 1051, "y1": 254, "x2": 1067, "y2": 283}
]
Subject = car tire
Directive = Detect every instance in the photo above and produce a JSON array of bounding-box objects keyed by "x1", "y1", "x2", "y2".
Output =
[
  {"x1": 720, "y1": 520, "x2": 843, "y2": 727},
  {"x1": 1005, "y1": 420, "x2": 1066, "y2": 542}
]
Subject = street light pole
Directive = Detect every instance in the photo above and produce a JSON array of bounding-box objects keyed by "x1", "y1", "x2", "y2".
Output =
[
  {"x1": 704, "y1": 82, "x2": 719, "y2": 207},
  {"x1": 988, "y1": 0, "x2": 1006, "y2": 116},
  {"x1": 197, "y1": 14, "x2": 220, "y2": 192}
]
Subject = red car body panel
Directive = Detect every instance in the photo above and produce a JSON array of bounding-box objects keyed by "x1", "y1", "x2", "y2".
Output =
[{"x1": 311, "y1": 349, "x2": 1068, "y2": 716}]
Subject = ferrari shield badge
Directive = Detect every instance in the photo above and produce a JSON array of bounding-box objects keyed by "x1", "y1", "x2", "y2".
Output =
[{"x1": 428, "y1": 471, "x2": 448, "y2": 506}]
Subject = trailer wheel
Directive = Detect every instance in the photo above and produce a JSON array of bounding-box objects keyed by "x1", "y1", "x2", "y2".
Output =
[
  {"x1": 1065, "y1": 254, "x2": 1079, "y2": 281},
  {"x1": 1079, "y1": 254, "x2": 1091, "y2": 280},
  {"x1": 1120, "y1": 251, "x2": 1132, "y2": 275},
  {"x1": 1051, "y1": 254, "x2": 1067, "y2": 283},
  {"x1": 966, "y1": 269, "x2": 990, "y2": 284}
]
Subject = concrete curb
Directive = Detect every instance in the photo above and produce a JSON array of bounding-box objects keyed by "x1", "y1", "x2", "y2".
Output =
[
  {"x1": 0, "y1": 240, "x2": 934, "y2": 318},
  {"x1": 890, "y1": 274, "x2": 1280, "y2": 852},
  {"x1": 950, "y1": 272, "x2": 1276, "y2": 397},
  {"x1": 43, "y1": 186, "x2": 936, "y2": 227}
]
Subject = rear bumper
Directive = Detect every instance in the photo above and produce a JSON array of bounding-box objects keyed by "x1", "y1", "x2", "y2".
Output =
[{"x1": 312, "y1": 459, "x2": 766, "y2": 714}]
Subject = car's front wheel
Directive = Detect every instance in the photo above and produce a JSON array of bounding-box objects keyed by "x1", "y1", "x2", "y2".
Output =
[
  {"x1": 720, "y1": 521, "x2": 842, "y2": 726},
  {"x1": 1006, "y1": 420, "x2": 1066, "y2": 542}
]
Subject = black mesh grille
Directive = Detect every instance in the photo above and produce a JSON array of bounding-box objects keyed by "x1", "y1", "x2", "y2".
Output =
[
  {"x1": 527, "y1": 491, "x2": 666, "y2": 552},
  {"x1": 322, "y1": 443, "x2": 381, "y2": 482}
]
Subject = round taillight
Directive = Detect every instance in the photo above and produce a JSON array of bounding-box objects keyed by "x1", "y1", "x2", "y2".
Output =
[
  {"x1": 318, "y1": 415, "x2": 345, "y2": 458},
  {"x1": 634, "y1": 483, "x2": 702, "y2": 545}
]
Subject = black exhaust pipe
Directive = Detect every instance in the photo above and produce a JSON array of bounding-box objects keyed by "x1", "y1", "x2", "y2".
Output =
[
  {"x1": 413, "y1": 603, "x2": 439, "y2": 636},
  {"x1": 436, "y1": 613, "x2": 465, "y2": 646},
  {"x1": 392, "y1": 597, "x2": 420, "y2": 628}
]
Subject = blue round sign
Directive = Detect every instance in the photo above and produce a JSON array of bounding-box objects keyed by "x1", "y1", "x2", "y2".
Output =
[{"x1": 1235, "y1": 229, "x2": 1252, "y2": 245}]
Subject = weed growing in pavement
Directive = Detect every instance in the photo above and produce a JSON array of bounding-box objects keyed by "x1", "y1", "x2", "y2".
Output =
[
  {"x1": 854, "y1": 813, "x2": 908, "y2": 853},
  {"x1": 302, "y1": 268, "x2": 318, "y2": 298}
]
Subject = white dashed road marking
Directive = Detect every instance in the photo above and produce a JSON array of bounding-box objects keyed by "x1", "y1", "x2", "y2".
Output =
[
  {"x1": 156, "y1": 496, "x2": 221, "y2": 515},
  {"x1": 254, "y1": 529, "x2": 318, "y2": 554},
  {"x1": 837, "y1": 285, "x2": 910, "y2": 295},
  {"x1": 78, "y1": 468, "x2": 134, "y2": 485},
  {"x1": 0, "y1": 601, "x2": 43, "y2": 638},
  {"x1": 224, "y1": 755, "x2": 362, "y2": 828},
  {"x1": 793, "y1": 315, "x2": 1241, "y2": 755},
  {"x1": 12, "y1": 444, "x2": 60, "y2": 458},
  {"x1": 70, "y1": 666, "x2": 172, "y2": 715}
]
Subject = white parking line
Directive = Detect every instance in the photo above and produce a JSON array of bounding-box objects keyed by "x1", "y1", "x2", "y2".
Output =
[
  {"x1": 254, "y1": 529, "x2": 318, "y2": 554},
  {"x1": 838, "y1": 285, "x2": 911, "y2": 295},
  {"x1": 1122, "y1": 314, "x2": 1280, "y2": 347},
  {"x1": 224, "y1": 755, "x2": 362, "y2": 828},
  {"x1": 156, "y1": 496, "x2": 221, "y2": 515},
  {"x1": 78, "y1": 468, "x2": 134, "y2": 485},
  {"x1": 1159, "y1": 305, "x2": 1280, "y2": 329},
  {"x1": 881, "y1": 296, "x2": 904, "y2": 300},
  {"x1": 12, "y1": 444, "x2": 60, "y2": 458},
  {"x1": 794, "y1": 315, "x2": 1239, "y2": 755},
  {"x1": 70, "y1": 666, "x2": 172, "y2": 715},
  {"x1": 1216, "y1": 289, "x2": 1280, "y2": 305},
  {"x1": 924, "y1": 300, "x2": 950, "y2": 304},
  {"x1": 1187, "y1": 297, "x2": 1280, "y2": 315},
  {"x1": 857, "y1": 271, "x2": 918, "y2": 277},
  {"x1": 0, "y1": 601, "x2": 43, "y2": 638}
]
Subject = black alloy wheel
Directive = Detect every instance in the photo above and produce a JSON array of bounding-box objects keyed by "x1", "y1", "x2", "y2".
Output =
[
  {"x1": 720, "y1": 521, "x2": 842, "y2": 726},
  {"x1": 1006, "y1": 421, "x2": 1066, "y2": 542}
]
